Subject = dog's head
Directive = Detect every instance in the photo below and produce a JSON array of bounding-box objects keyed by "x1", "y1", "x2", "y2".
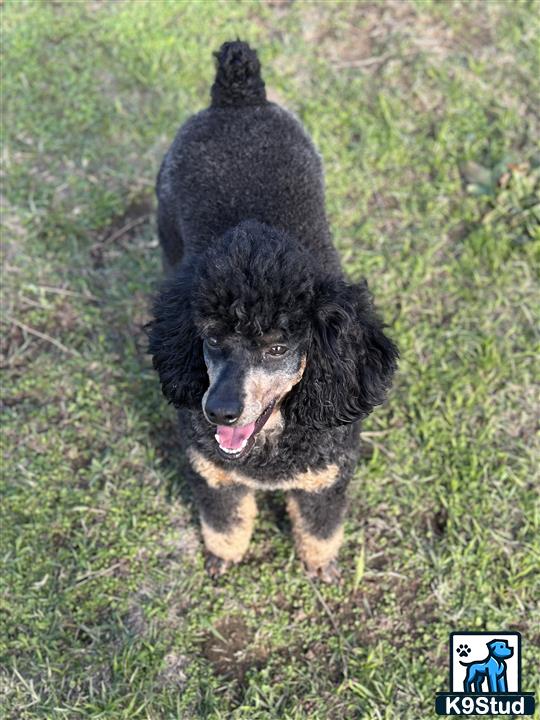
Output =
[
  {"x1": 149, "y1": 221, "x2": 398, "y2": 461},
  {"x1": 488, "y1": 640, "x2": 513, "y2": 660}
]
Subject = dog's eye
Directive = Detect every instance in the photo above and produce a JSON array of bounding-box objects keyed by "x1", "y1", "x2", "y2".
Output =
[
  {"x1": 205, "y1": 337, "x2": 219, "y2": 348},
  {"x1": 267, "y1": 345, "x2": 288, "y2": 357}
]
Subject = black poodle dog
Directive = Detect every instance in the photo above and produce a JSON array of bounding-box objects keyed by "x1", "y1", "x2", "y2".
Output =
[{"x1": 149, "y1": 41, "x2": 398, "y2": 581}]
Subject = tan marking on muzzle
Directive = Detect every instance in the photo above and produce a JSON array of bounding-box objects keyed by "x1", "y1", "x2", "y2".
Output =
[
  {"x1": 286, "y1": 496, "x2": 344, "y2": 571},
  {"x1": 200, "y1": 493, "x2": 257, "y2": 562},
  {"x1": 240, "y1": 354, "x2": 306, "y2": 424},
  {"x1": 188, "y1": 448, "x2": 338, "y2": 492}
]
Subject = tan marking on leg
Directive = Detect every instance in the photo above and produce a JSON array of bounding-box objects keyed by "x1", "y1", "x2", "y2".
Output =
[
  {"x1": 201, "y1": 493, "x2": 257, "y2": 563},
  {"x1": 287, "y1": 496, "x2": 344, "y2": 571},
  {"x1": 188, "y1": 449, "x2": 339, "y2": 493}
]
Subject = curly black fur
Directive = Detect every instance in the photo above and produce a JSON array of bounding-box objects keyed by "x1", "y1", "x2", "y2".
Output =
[
  {"x1": 148, "y1": 41, "x2": 398, "y2": 550},
  {"x1": 211, "y1": 40, "x2": 266, "y2": 108},
  {"x1": 150, "y1": 222, "x2": 397, "y2": 429}
]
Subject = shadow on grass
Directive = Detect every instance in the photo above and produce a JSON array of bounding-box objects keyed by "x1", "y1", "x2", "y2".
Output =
[{"x1": 87, "y1": 197, "x2": 200, "y2": 523}]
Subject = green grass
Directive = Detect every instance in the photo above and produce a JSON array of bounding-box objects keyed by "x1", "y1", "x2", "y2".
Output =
[{"x1": 2, "y1": 1, "x2": 539, "y2": 718}]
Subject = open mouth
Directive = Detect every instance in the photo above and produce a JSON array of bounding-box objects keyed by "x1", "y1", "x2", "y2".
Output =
[{"x1": 214, "y1": 400, "x2": 275, "y2": 460}]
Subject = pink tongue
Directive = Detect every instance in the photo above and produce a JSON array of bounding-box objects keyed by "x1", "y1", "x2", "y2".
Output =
[{"x1": 216, "y1": 422, "x2": 256, "y2": 450}]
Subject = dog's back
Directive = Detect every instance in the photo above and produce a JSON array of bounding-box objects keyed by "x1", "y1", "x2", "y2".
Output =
[{"x1": 157, "y1": 41, "x2": 340, "y2": 271}]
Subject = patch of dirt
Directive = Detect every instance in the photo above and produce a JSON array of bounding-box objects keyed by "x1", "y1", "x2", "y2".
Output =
[
  {"x1": 124, "y1": 580, "x2": 193, "y2": 643},
  {"x1": 203, "y1": 615, "x2": 269, "y2": 684},
  {"x1": 272, "y1": 638, "x2": 343, "y2": 691},
  {"x1": 420, "y1": 505, "x2": 449, "y2": 540},
  {"x1": 311, "y1": 568, "x2": 440, "y2": 655},
  {"x1": 265, "y1": 0, "x2": 506, "y2": 71},
  {"x1": 155, "y1": 651, "x2": 189, "y2": 690},
  {"x1": 122, "y1": 514, "x2": 198, "y2": 643},
  {"x1": 156, "y1": 515, "x2": 200, "y2": 565},
  {"x1": 498, "y1": 383, "x2": 540, "y2": 446},
  {"x1": 340, "y1": 507, "x2": 443, "y2": 643},
  {"x1": 124, "y1": 601, "x2": 148, "y2": 638}
]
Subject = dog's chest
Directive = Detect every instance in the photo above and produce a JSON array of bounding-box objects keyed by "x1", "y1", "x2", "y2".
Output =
[{"x1": 187, "y1": 448, "x2": 339, "y2": 492}]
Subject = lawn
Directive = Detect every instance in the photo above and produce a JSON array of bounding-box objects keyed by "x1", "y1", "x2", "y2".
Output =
[{"x1": 1, "y1": 1, "x2": 539, "y2": 718}]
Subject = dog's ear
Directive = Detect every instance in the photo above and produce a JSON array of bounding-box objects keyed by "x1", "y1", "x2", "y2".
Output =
[
  {"x1": 285, "y1": 277, "x2": 398, "y2": 429},
  {"x1": 147, "y1": 266, "x2": 208, "y2": 408}
]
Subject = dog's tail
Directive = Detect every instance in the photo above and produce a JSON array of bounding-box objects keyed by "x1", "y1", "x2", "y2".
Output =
[{"x1": 210, "y1": 40, "x2": 266, "y2": 108}]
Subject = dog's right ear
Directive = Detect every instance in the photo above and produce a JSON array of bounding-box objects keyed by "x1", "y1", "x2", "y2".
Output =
[
  {"x1": 147, "y1": 266, "x2": 208, "y2": 408},
  {"x1": 284, "y1": 276, "x2": 398, "y2": 429}
]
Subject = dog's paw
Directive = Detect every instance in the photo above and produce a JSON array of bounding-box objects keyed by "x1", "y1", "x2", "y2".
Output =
[
  {"x1": 305, "y1": 560, "x2": 342, "y2": 584},
  {"x1": 457, "y1": 643, "x2": 471, "y2": 658},
  {"x1": 205, "y1": 552, "x2": 231, "y2": 579}
]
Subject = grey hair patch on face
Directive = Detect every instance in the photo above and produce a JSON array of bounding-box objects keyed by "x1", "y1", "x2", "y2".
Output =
[{"x1": 241, "y1": 353, "x2": 306, "y2": 424}]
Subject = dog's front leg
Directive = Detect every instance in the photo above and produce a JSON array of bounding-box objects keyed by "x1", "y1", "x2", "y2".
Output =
[
  {"x1": 188, "y1": 450, "x2": 257, "y2": 576},
  {"x1": 190, "y1": 470, "x2": 256, "y2": 576},
  {"x1": 287, "y1": 482, "x2": 348, "y2": 583},
  {"x1": 200, "y1": 485, "x2": 257, "y2": 577}
]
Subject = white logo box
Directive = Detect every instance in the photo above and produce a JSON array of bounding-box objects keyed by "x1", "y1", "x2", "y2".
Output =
[{"x1": 450, "y1": 632, "x2": 520, "y2": 693}]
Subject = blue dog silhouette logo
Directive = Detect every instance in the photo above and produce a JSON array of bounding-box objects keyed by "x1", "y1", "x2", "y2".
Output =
[
  {"x1": 459, "y1": 638, "x2": 513, "y2": 693},
  {"x1": 435, "y1": 631, "x2": 536, "y2": 715}
]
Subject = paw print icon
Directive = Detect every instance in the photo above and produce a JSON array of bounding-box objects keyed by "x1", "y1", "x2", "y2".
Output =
[{"x1": 456, "y1": 643, "x2": 471, "y2": 658}]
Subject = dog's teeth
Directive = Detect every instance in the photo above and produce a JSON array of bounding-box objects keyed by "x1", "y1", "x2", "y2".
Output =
[
  {"x1": 215, "y1": 435, "x2": 237, "y2": 453},
  {"x1": 215, "y1": 435, "x2": 250, "y2": 455},
  {"x1": 218, "y1": 445, "x2": 240, "y2": 455}
]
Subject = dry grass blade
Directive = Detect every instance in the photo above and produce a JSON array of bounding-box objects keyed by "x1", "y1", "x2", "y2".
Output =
[{"x1": 2, "y1": 316, "x2": 80, "y2": 357}]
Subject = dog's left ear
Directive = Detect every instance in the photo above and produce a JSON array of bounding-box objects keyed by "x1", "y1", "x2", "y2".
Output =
[
  {"x1": 147, "y1": 265, "x2": 208, "y2": 409},
  {"x1": 285, "y1": 277, "x2": 398, "y2": 429}
]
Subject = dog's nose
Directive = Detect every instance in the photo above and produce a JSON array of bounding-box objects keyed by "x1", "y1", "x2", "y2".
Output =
[{"x1": 204, "y1": 396, "x2": 243, "y2": 425}]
